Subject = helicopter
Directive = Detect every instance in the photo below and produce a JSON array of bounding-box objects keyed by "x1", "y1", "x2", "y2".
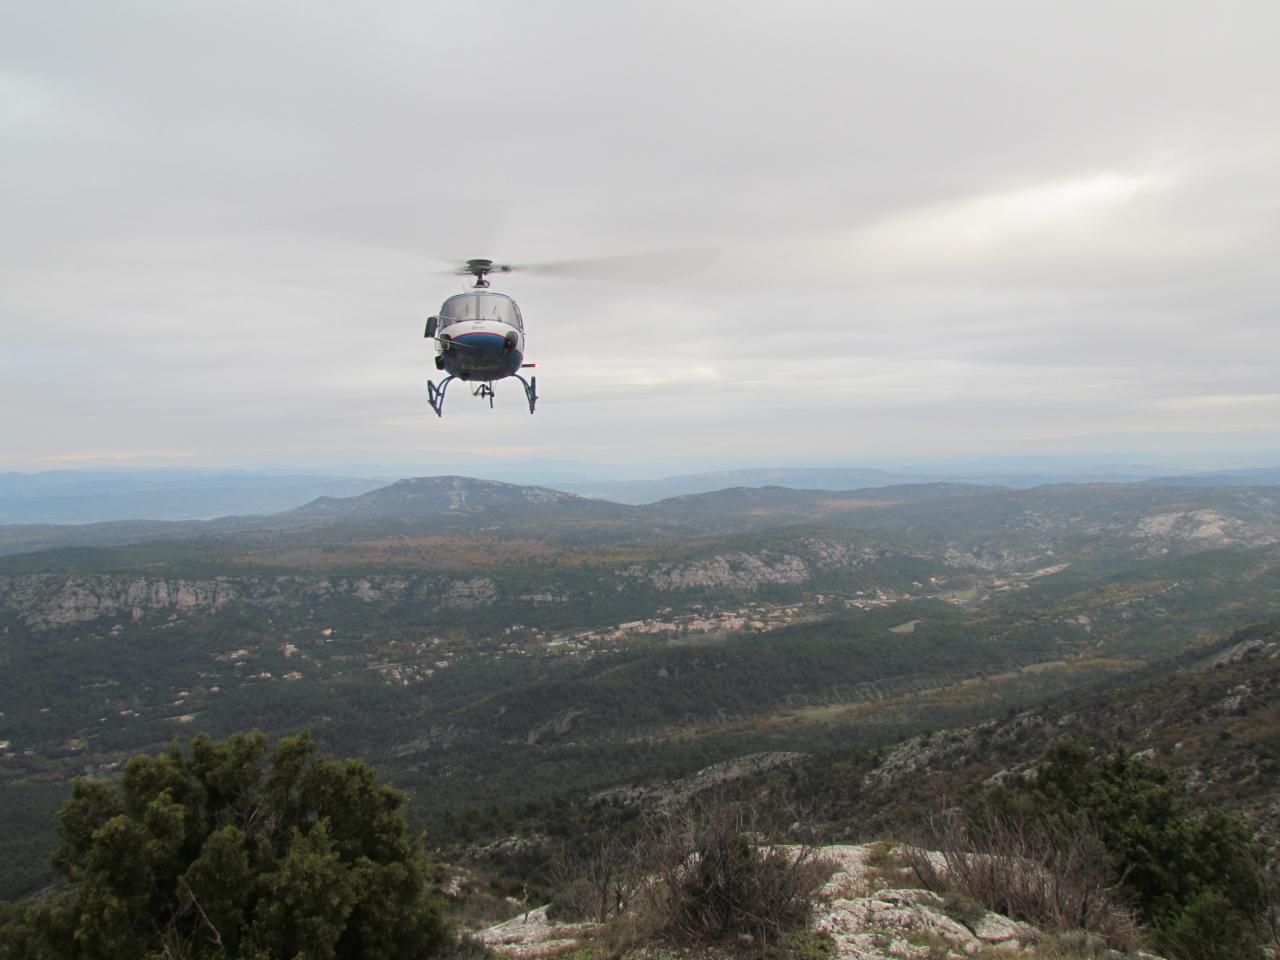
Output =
[
  {"x1": 422, "y1": 248, "x2": 718, "y2": 418},
  {"x1": 424, "y1": 258, "x2": 535, "y2": 417}
]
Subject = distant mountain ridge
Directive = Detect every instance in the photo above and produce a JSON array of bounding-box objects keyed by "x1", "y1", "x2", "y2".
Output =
[
  {"x1": 6, "y1": 473, "x2": 1280, "y2": 560},
  {"x1": 284, "y1": 475, "x2": 630, "y2": 520},
  {"x1": 0, "y1": 476, "x2": 946, "y2": 556},
  {"x1": 551, "y1": 467, "x2": 930, "y2": 503},
  {"x1": 1143, "y1": 467, "x2": 1280, "y2": 487},
  {"x1": 3, "y1": 464, "x2": 1277, "y2": 520},
  {"x1": 548, "y1": 464, "x2": 1280, "y2": 504}
]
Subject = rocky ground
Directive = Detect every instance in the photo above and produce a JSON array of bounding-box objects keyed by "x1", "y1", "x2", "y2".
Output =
[
  {"x1": 474, "y1": 905, "x2": 597, "y2": 959},
  {"x1": 471, "y1": 843, "x2": 1163, "y2": 960}
]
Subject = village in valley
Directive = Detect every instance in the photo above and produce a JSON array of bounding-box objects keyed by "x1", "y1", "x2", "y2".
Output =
[{"x1": 362, "y1": 566, "x2": 1070, "y2": 687}]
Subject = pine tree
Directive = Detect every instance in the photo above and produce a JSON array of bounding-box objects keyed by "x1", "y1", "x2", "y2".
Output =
[{"x1": 1, "y1": 731, "x2": 447, "y2": 960}]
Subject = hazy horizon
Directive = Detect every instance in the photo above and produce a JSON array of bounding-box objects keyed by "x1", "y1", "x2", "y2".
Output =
[{"x1": 4, "y1": 449, "x2": 1280, "y2": 485}]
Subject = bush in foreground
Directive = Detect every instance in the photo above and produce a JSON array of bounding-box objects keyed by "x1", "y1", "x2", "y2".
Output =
[
  {"x1": 0, "y1": 731, "x2": 446, "y2": 960},
  {"x1": 1019, "y1": 740, "x2": 1268, "y2": 960},
  {"x1": 906, "y1": 805, "x2": 1143, "y2": 950},
  {"x1": 582, "y1": 797, "x2": 826, "y2": 949},
  {"x1": 912, "y1": 739, "x2": 1270, "y2": 960}
]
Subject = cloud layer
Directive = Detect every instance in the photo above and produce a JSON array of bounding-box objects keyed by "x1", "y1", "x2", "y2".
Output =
[{"x1": 2, "y1": 1, "x2": 1278, "y2": 471}]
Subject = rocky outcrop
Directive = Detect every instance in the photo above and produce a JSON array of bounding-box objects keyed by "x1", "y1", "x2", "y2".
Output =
[
  {"x1": 526, "y1": 709, "x2": 586, "y2": 745},
  {"x1": 815, "y1": 886, "x2": 1035, "y2": 958},
  {"x1": 0, "y1": 575, "x2": 240, "y2": 627},
  {"x1": 474, "y1": 905, "x2": 596, "y2": 958},
  {"x1": 1133, "y1": 508, "x2": 1279, "y2": 554},
  {"x1": 475, "y1": 843, "x2": 1151, "y2": 960},
  {"x1": 626, "y1": 552, "x2": 810, "y2": 592},
  {"x1": 440, "y1": 577, "x2": 498, "y2": 609},
  {"x1": 0, "y1": 572, "x2": 499, "y2": 629},
  {"x1": 800, "y1": 537, "x2": 879, "y2": 567}
]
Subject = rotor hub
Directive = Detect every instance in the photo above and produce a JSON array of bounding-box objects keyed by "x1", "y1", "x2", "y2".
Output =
[{"x1": 463, "y1": 258, "x2": 509, "y2": 287}]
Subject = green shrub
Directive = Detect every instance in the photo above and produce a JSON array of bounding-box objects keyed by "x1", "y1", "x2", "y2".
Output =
[
  {"x1": 993, "y1": 739, "x2": 1269, "y2": 958},
  {"x1": 1154, "y1": 888, "x2": 1264, "y2": 960},
  {"x1": 0, "y1": 731, "x2": 447, "y2": 960}
]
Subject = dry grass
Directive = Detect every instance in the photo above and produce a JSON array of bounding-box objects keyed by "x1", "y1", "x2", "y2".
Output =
[
  {"x1": 903, "y1": 808, "x2": 1142, "y2": 952},
  {"x1": 553, "y1": 798, "x2": 829, "y2": 957},
  {"x1": 643, "y1": 800, "x2": 828, "y2": 947}
]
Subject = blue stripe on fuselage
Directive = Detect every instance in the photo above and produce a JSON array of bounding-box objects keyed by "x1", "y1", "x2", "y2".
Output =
[{"x1": 455, "y1": 331, "x2": 509, "y2": 349}]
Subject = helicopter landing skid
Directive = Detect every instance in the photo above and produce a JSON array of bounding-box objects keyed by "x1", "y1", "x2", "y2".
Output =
[
  {"x1": 426, "y1": 376, "x2": 454, "y2": 417},
  {"x1": 516, "y1": 373, "x2": 538, "y2": 414},
  {"x1": 426, "y1": 374, "x2": 537, "y2": 417}
]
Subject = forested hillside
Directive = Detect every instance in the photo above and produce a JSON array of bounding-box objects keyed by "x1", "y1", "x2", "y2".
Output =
[{"x1": 2, "y1": 477, "x2": 1280, "y2": 902}]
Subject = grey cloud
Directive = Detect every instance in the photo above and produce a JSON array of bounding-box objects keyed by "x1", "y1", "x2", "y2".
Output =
[{"x1": 2, "y1": 1, "x2": 1278, "y2": 470}]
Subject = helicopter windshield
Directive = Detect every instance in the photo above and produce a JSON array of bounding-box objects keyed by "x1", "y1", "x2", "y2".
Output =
[{"x1": 439, "y1": 293, "x2": 523, "y2": 331}]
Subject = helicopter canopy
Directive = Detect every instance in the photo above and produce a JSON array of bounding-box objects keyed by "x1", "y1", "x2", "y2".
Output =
[{"x1": 439, "y1": 292, "x2": 523, "y2": 331}]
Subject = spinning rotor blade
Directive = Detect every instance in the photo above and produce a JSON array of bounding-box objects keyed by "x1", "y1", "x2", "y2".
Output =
[
  {"x1": 281, "y1": 196, "x2": 716, "y2": 285},
  {"x1": 432, "y1": 248, "x2": 718, "y2": 284},
  {"x1": 512, "y1": 246, "x2": 719, "y2": 284}
]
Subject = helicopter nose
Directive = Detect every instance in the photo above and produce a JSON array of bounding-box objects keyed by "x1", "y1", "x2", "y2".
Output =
[{"x1": 452, "y1": 331, "x2": 509, "y2": 355}]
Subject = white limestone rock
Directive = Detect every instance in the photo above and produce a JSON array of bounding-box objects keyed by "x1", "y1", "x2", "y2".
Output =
[{"x1": 475, "y1": 905, "x2": 596, "y2": 958}]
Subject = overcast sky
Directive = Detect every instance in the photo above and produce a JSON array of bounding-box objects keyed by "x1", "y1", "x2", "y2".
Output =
[{"x1": 3, "y1": 1, "x2": 1278, "y2": 475}]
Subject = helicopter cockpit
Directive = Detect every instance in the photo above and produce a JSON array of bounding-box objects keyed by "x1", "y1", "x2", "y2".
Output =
[{"x1": 438, "y1": 292, "x2": 524, "y2": 331}]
